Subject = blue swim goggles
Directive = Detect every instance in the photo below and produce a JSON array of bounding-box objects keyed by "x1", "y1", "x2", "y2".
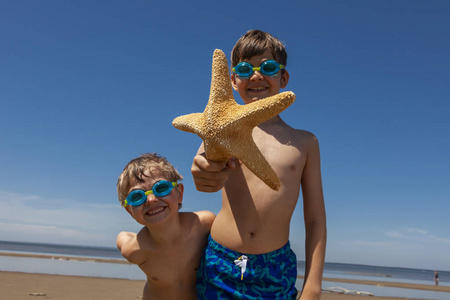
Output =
[
  {"x1": 124, "y1": 180, "x2": 178, "y2": 207},
  {"x1": 232, "y1": 60, "x2": 284, "y2": 78}
]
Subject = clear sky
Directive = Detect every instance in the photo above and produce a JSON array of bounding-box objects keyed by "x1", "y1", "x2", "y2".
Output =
[{"x1": 1, "y1": 0, "x2": 449, "y2": 271}]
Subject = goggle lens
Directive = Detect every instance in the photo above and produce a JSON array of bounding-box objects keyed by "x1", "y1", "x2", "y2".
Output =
[
  {"x1": 154, "y1": 181, "x2": 171, "y2": 195},
  {"x1": 124, "y1": 180, "x2": 178, "y2": 207},
  {"x1": 236, "y1": 64, "x2": 253, "y2": 77},
  {"x1": 261, "y1": 61, "x2": 277, "y2": 73},
  {"x1": 233, "y1": 60, "x2": 284, "y2": 78}
]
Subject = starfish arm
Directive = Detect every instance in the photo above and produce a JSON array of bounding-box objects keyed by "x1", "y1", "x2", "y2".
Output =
[
  {"x1": 236, "y1": 91, "x2": 296, "y2": 127},
  {"x1": 225, "y1": 135, "x2": 281, "y2": 191},
  {"x1": 172, "y1": 113, "x2": 204, "y2": 135},
  {"x1": 203, "y1": 138, "x2": 230, "y2": 162},
  {"x1": 208, "y1": 49, "x2": 235, "y2": 106}
]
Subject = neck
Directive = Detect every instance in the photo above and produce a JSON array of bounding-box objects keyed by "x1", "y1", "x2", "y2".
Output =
[
  {"x1": 145, "y1": 216, "x2": 183, "y2": 245},
  {"x1": 258, "y1": 115, "x2": 284, "y2": 127}
]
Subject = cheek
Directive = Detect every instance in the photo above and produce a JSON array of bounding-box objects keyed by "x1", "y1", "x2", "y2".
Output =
[{"x1": 231, "y1": 75, "x2": 241, "y2": 91}]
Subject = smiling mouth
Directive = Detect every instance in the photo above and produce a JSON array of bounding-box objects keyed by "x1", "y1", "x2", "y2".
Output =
[
  {"x1": 146, "y1": 207, "x2": 166, "y2": 215},
  {"x1": 248, "y1": 87, "x2": 267, "y2": 92}
]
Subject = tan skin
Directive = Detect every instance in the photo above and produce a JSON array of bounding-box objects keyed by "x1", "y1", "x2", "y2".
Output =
[
  {"x1": 117, "y1": 170, "x2": 215, "y2": 300},
  {"x1": 191, "y1": 50, "x2": 326, "y2": 299}
]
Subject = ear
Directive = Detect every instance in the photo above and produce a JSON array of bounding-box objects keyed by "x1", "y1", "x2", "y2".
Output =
[
  {"x1": 125, "y1": 205, "x2": 134, "y2": 218},
  {"x1": 231, "y1": 73, "x2": 239, "y2": 91},
  {"x1": 175, "y1": 183, "x2": 184, "y2": 206},
  {"x1": 280, "y1": 70, "x2": 289, "y2": 89}
]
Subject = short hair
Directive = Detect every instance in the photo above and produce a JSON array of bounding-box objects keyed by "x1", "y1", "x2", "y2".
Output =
[
  {"x1": 231, "y1": 30, "x2": 287, "y2": 68},
  {"x1": 117, "y1": 153, "x2": 183, "y2": 207}
]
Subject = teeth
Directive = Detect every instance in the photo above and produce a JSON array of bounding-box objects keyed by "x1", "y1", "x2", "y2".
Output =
[
  {"x1": 148, "y1": 207, "x2": 165, "y2": 215},
  {"x1": 249, "y1": 87, "x2": 266, "y2": 91}
]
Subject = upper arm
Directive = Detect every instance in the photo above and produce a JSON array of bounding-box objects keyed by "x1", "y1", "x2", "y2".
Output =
[
  {"x1": 116, "y1": 231, "x2": 146, "y2": 265},
  {"x1": 301, "y1": 134, "x2": 326, "y2": 224}
]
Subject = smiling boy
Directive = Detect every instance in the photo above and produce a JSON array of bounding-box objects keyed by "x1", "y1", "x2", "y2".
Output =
[
  {"x1": 192, "y1": 30, "x2": 326, "y2": 299},
  {"x1": 117, "y1": 153, "x2": 215, "y2": 300}
]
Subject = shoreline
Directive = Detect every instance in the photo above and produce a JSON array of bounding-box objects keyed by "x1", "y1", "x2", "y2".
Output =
[
  {"x1": 1, "y1": 252, "x2": 449, "y2": 299},
  {"x1": 320, "y1": 276, "x2": 450, "y2": 293},
  {"x1": 0, "y1": 251, "x2": 128, "y2": 264}
]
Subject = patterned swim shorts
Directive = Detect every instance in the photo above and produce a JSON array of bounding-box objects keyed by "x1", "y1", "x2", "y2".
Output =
[{"x1": 196, "y1": 235, "x2": 298, "y2": 300}]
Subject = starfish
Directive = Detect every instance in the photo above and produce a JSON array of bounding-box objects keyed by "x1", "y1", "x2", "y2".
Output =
[{"x1": 172, "y1": 49, "x2": 295, "y2": 190}]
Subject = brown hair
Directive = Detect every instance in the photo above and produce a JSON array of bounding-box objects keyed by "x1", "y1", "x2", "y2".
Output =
[
  {"x1": 231, "y1": 30, "x2": 287, "y2": 68},
  {"x1": 117, "y1": 153, "x2": 183, "y2": 207}
]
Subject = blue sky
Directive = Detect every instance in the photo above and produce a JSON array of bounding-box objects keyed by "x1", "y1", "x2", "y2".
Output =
[{"x1": 0, "y1": 0, "x2": 449, "y2": 271}]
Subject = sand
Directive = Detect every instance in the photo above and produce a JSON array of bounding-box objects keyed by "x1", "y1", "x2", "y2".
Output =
[
  {"x1": 1, "y1": 252, "x2": 448, "y2": 300},
  {"x1": 2, "y1": 271, "x2": 447, "y2": 300},
  {"x1": 0, "y1": 271, "x2": 146, "y2": 300}
]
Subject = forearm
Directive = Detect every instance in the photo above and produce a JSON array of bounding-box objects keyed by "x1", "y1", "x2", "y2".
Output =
[{"x1": 301, "y1": 219, "x2": 327, "y2": 299}]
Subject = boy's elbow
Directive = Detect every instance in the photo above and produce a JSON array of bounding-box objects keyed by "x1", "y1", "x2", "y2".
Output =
[{"x1": 305, "y1": 214, "x2": 327, "y2": 236}]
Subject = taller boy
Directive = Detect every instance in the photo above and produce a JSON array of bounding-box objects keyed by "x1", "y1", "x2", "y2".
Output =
[{"x1": 193, "y1": 30, "x2": 327, "y2": 299}]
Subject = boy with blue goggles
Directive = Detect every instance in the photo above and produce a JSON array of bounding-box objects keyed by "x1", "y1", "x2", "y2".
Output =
[
  {"x1": 116, "y1": 153, "x2": 215, "y2": 300},
  {"x1": 232, "y1": 60, "x2": 284, "y2": 78},
  {"x1": 124, "y1": 180, "x2": 178, "y2": 207}
]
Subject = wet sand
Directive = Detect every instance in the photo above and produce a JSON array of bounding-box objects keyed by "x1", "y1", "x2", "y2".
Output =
[{"x1": 2, "y1": 271, "x2": 447, "y2": 300}]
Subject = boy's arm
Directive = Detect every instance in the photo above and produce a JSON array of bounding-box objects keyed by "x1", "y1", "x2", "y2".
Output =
[
  {"x1": 116, "y1": 231, "x2": 146, "y2": 265},
  {"x1": 300, "y1": 135, "x2": 327, "y2": 299},
  {"x1": 191, "y1": 144, "x2": 236, "y2": 193}
]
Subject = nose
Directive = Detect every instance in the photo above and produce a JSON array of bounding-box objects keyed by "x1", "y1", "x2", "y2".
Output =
[
  {"x1": 144, "y1": 193, "x2": 158, "y2": 205},
  {"x1": 249, "y1": 70, "x2": 264, "y2": 81}
]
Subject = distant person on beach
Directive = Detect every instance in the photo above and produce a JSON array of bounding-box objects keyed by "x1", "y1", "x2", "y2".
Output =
[
  {"x1": 192, "y1": 30, "x2": 327, "y2": 300},
  {"x1": 434, "y1": 270, "x2": 439, "y2": 285},
  {"x1": 116, "y1": 153, "x2": 215, "y2": 300}
]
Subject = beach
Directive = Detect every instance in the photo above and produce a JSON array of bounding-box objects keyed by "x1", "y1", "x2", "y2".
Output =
[
  {"x1": 1, "y1": 270, "x2": 448, "y2": 300},
  {"x1": 1, "y1": 252, "x2": 449, "y2": 300}
]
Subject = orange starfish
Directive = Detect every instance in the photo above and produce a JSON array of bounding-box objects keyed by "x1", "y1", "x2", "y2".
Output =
[{"x1": 172, "y1": 49, "x2": 295, "y2": 190}]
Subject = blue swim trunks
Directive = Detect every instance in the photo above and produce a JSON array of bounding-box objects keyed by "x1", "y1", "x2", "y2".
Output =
[{"x1": 196, "y1": 235, "x2": 298, "y2": 300}]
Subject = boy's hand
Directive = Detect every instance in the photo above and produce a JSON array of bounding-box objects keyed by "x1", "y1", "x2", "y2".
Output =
[{"x1": 191, "y1": 153, "x2": 236, "y2": 192}]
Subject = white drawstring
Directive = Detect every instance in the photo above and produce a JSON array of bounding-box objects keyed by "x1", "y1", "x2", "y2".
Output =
[{"x1": 234, "y1": 255, "x2": 248, "y2": 280}]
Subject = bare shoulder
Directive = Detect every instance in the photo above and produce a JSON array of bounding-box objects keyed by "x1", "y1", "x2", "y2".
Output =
[
  {"x1": 181, "y1": 210, "x2": 215, "y2": 228},
  {"x1": 180, "y1": 210, "x2": 216, "y2": 231},
  {"x1": 269, "y1": 120, "x2": 319, "y2": 148},
  {"x1": 195, "y1": 210, "x2": 216, "y2": 227},
  {"x1": 289, "y1": 127, "x2": 320, "y2": 150}
]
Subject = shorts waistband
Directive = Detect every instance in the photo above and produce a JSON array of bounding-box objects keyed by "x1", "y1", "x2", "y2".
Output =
[{"x1": 207, "y1": 235, "x2": 292, "y2": 264}]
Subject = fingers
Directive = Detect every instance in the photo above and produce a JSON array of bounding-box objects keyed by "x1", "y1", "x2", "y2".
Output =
[
  {"x1": 226, "y1": 157, "x2": 237, "y2": 170},
  {"x1": 191, "y1": 154, "x2": 236, "y2": 192}
]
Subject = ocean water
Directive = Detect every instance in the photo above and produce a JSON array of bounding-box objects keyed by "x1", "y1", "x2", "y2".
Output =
[
  {"x1": 0, "y1": 240, "x2": 122, "y2": 259},
  {"x1": 1, "y1": 240, "x2": 449, "y2": 299}
]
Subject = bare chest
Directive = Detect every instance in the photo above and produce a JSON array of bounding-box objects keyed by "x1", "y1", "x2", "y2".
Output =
[{"x1": 140, "y1": 247, "x2": 201, "y2": 293}]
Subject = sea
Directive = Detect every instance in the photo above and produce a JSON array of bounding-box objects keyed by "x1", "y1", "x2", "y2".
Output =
[{"x1": 1, "y1": 240, "x2": 449, "y2": 300}]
